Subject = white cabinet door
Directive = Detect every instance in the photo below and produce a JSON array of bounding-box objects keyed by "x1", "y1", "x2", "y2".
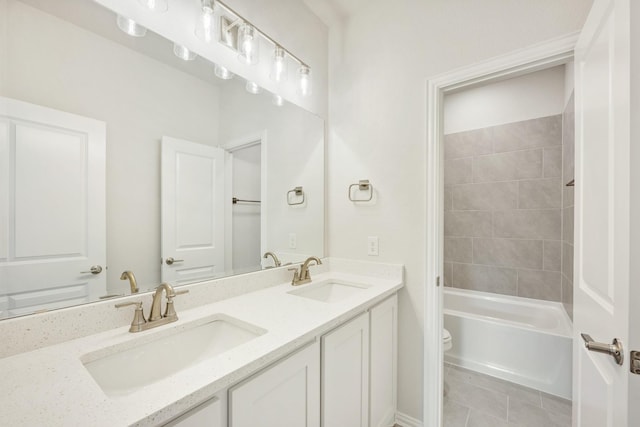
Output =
[
  {"x1": 161, "y1": 137, "x2": 225, "y2": 285},
  {"x1": 322, "y1": 312, "x2": 369, "y2": 427},
  {"x1": 163, "y1": 393, "x2": 225, "y2": 427},
  {"x1": 0, "y1": 97, "x2": 106, "y2": 317},
  {"x1": 229, "y1": 341, "x2": 320, "y2": 427},
  {"x1": 370, "y1": 295, "x2": 398, "y2": 427}
]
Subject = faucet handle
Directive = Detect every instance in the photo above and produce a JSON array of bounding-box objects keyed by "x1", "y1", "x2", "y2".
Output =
[
  {"x1": 115, "y1": 301, "x2": 147, "y2": 333},
  {"x1": 164, "y1": 289, "x2": 189, "y2": 320}
]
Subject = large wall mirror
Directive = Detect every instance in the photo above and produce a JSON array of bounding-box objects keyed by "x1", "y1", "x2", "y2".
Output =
[{"x1": 0, "y1": 0, "x2": 324, "y2": 319}]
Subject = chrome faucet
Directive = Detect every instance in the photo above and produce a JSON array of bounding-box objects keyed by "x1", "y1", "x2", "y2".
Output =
[
  {"x1": 288, "y1": 256, "x2": 322, "y2": 286},
  {"x1": 115, "y1": 283, "x2": 188, "y2": 333},
  {"x1": 263, "y1": 251, "x2": 282, "y2": 268},
  {"x1": 120, "y1": 270, "x2": 139, "y2": 294}
]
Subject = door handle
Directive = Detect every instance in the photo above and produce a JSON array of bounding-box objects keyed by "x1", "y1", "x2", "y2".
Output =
[
  {"x1": 80, "y1": 265, "x2": 103, "y2": 275},
  {"x1": 581, "y1": 333, "x2": 624, "y2": 365},
  {"x1": 165, "y1": 257, "x2": 184, "y2": 265}
]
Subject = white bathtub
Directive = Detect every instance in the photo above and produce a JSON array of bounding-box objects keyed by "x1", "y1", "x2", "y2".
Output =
[{"x1": 443, "y1": 288, "x2": 573, "y2": 399}]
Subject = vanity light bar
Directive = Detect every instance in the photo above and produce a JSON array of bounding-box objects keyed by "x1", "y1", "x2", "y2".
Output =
[{"x1": 214, "y1": 0, "x2": 310, "y2": 69}]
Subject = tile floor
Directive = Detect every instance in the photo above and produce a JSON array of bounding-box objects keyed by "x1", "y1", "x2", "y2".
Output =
[{"x1": 443, "y1": 363, "x2": 572, "y2": 427}]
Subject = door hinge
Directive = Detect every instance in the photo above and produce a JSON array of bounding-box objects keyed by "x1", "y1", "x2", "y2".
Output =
[
  {"x1": 436, "y1": 276, "x2": 440, "y2": 287},
  {"x1": 631, "y1": 351, "x2": 640, "y2": 374}
]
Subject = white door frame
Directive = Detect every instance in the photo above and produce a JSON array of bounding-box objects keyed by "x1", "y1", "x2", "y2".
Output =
[
  {"x1": 423, "y1": 33, "x2": 578, "y2": 426},
  {"x1": 222, "y1": 130, "x2": 268, "y2": 271}
]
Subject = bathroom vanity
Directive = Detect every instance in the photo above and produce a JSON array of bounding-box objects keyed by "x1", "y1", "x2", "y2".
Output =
[{"x1": 0, "y1": 259, "x2": 402, "y2": 426}]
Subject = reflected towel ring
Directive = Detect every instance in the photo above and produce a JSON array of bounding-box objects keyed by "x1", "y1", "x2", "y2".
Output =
[
  {"x1": 287, "y1": 186, "x2": 305, "y2": 206},
  {"x1": 349, "y1": 180, "x2": 373, "y2": 202}
]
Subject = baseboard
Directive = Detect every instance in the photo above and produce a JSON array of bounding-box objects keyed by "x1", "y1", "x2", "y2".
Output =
[{"x1": 395, "y1": 411, "x2": 423, "y2": 427}]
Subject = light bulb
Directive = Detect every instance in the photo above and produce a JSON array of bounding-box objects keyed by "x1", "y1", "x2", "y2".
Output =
[
  {"x1": 116, "y1": 15, "x2": 147, "y2": 37},
  {"x1": 272, "y1": 94, "x2": 284, "y2": 107},
  {"x1": 298, "y1": 65, "x2": 312, "y2": 97},
  {"x1": 173, "y1": 43, "x2": 197, "y2": 61},
  {"x1": 238, "y1": 24, "x2": 259, "y2": 65},
  {"x1": 137, "y1": 0, "x2": 168, "y2": 12},
  {"x1": 270, "y1": 46, "x2": 287, "y2": 83},
  {"x1": 246, "y1": 81, "x2": 262, "y2": 94},
  {"x1": 214, "y1": 64, "x2": 234, "y2": 80},
  {"x1": 195, "y1": 0, "x2": 216, "y2": 43}
]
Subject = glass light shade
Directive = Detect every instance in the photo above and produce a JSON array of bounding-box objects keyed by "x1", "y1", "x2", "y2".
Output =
[
  {"x1": 195, "y1": 0, "x2": 216, "y2": 43},
  {"x1": 116, "y1": 15, "x2": 147, "y2": 37},
  {"x1": 246, "y1": 81, "x2": 262, "y2": 95},
  {"x1": 214, "y1": 64, "x2": 234, "y2": 80},
  {"x1": 137, "y1": 0, "x2": 168, "y2": 12},
  {"x1": 298, "y1": 65, "x2": 312, "y2": 97},
  {"x1": 272, "y1": 94, "x2": 284, "y2": 107},
  {"x1": 237, "y1": 24, "x2": 259, "y2": 65},
  {"x1": 173, "y1": 43, "x2": 197, "y2": 61},
  {"x1": 270, "y1": 46, "x2": 287, "y2": 83}
]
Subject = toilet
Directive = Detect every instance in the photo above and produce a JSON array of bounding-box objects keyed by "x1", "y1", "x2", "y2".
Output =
[{"x1": 443, "y1": 328, "x2": 452, "y2": 352}]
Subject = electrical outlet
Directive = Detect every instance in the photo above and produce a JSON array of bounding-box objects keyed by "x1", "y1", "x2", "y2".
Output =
[
  {"x1": 289, "y1": 233, "x2": 297, "y2": 249},
  {"x1": 367, "y1": 236, "x2": 379, "y2": 256}
]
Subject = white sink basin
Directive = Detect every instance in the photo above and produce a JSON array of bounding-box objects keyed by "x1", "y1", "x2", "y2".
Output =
[
  {"x1": 82, "y1": 315, "x2": 265, "y2": 396},
  {"x1": 288, "y1": 280, "x2": 371, "y2": 303}
]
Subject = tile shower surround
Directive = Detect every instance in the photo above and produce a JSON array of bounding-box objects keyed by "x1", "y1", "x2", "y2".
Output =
[
  {"x1": 443, "y1": 115, "x2": 566, "y2": 303},
  {"x1": 561, "y1": 95, "x2": 575, "y2": 319}
]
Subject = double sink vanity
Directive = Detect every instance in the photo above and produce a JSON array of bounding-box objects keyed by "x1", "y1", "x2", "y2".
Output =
[{"x1": 0, "y1": 258, "x2": 403, "y2": 426}]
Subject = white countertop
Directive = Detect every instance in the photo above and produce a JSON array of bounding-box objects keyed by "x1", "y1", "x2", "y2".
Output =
[{"x1": 0, "y1": 270, "x2": 403, "y2": 426}]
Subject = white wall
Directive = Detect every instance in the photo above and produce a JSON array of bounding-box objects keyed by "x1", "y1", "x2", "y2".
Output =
[
  {"x1": 443, "y1": 65, "x2": 566, "y2": 134},
  {"x1": 323, "y1": 0, "x2": 593, "y2": 421},
  {"x1": 2, "y1": 0, "x2": 220, "y2": 293}
]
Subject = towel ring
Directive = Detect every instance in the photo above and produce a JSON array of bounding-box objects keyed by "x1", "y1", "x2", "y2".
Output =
[
  {"x1": 349, "y1": 180, "x2": 373, "y2": 202},
  {"x1": 287, "y1": 186, "x2": 305, "y2": 206}
]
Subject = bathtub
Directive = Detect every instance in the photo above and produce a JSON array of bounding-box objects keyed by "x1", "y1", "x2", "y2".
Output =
[{"x1": 443, "y1": 288, "x2": 573, "y2": 399}]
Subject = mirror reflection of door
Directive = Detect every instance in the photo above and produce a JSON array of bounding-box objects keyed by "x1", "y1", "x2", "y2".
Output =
[
  {"x1": 0, "y1": 97, "x2": 106, "y2": 318},
  {"x1": 228, "y1": 142, "x2": 261, "y2": 272},
  {"x1": 160, "y1": 136, "x2": 225, "y2": 284}
]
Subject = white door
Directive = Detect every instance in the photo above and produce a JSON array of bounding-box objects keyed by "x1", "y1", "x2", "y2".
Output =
[
  {"x1": 0, "y1": 97, "x2": 106, "y2": 317},
  {"x1": 161, "y1": 136, "x2": 225, "y2": 284},
  {"x1": 573, "y1": 0, "x2": 631, "y2": 425}
]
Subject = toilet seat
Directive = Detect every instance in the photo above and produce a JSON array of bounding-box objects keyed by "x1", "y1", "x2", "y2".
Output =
[{"x1": 443, "y1": 328, "x2": 452, "y2": 352}]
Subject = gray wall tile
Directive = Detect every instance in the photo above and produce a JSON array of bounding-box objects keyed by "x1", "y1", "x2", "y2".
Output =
[
  {"x1": 518, "y1": 178, "x2": 562, "y2": 209},
  {"x1": 563, "y1": 186, "x2": 574, "y2": 208},
  {"x1": 444, "y1": 237, "x2": 473, "y2": 263},
  {"x1": 445, "y1": 158, "x2": 473, "y2": 185},
  {"x1": 445, "y1": 128, "x2": 493, "y2": 159},
  {"x1": 543, "y1": 241, "x2": 562, "y2": 272},
  {"x1": 562, "y1": 242, "x2": 574, "y2": 283},
  {"x1": 444, "y1": 262, "x2": 453, "y2": 287},
  {"x1": 473, "y1": 238, "x2": 543, "y2": 269},
  {"x1": 445, "y1": 211, "x2": 493, "y2": 237},
  {"x1": 517, "y1": 270, "x2": 561, "y2": 301},
  {"x1": 562, "y1": 274, "x2": 573, "y2": 321},
  {"x1": 493, "y1": 116, "x2": 562, "y2": 153},
  {"x1": 453, "y1": 182, "x2": 518, "y2": 211},
  {"x1": 444, "y1": 187, "x2": 453, "y2": 211},
  {"x1": 562, "y1": 206, "x2": 574, "y2": 243},
  {"x1": 473, "y1": 149, "x2": 542, "y2": 183},
  {"x1": 493, "y1": 210, "x2": 561, "y2": 239},
  {"x1": 452, "y1": 263, "x2": 517, "y2": 295},
  {"x1": 543, "y1": 146, "x2": 562, "y2": 178}
]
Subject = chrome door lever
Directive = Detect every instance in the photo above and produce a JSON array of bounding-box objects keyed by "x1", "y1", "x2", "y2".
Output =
[
  {"x1": 165, "y1": 257, "x2": 184, "y2": 265},
  {"x1": 581, "y1": 333, "x2": 624, "y2": 365},
  {"x1": 81, "y1": 265, "x2": 103, "y2": 274}
]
